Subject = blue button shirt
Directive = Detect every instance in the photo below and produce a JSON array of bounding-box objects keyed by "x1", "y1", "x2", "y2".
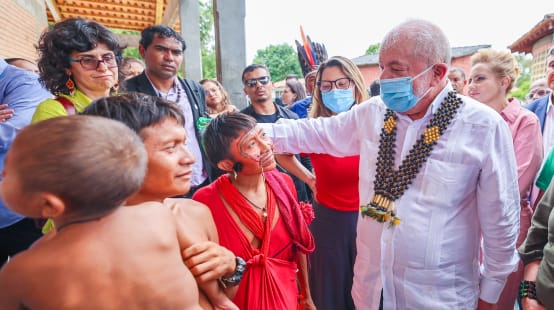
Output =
[{"x1": 0, "y1": 58, "x2": 51, "y2": 228}]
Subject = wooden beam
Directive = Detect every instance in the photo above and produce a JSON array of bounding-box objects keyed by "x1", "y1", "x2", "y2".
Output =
[
  {"x1": 161, "y1": 0, "x2": 180, "y2": 26},
  {"x1": 45, "y1": 0, "x2": 62, "y2": 22},
  {"x1": 155, "y1": 0, "x2": 164, "y2": 25}
]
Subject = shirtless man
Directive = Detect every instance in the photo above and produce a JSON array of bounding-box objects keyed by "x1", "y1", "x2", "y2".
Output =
[
  {"x1": 82, "y1": 93, "x2": 241, "y2": 309},
  {"x1": 0, "y1": 115, "x2": 201, "y2": 309}
]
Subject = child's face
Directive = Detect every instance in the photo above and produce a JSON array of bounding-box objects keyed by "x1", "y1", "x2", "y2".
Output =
[
  {"x1": 1, "y1": 149, "x2": 36, "y2": 217},
  {"x1": 139, "y1": 118, "x2": 195, "y2": 199},
  {"x1": 230, "y1": 126, "x2": 276, "y2": 175}
]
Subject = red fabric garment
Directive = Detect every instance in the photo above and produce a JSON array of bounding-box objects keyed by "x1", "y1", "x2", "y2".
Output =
[
  {"x1": 310, "y1": 153, "x2": 360, "y2": 211},
  {"x1": 193, "y1": 170, "x2": 314, "y2": 309}
]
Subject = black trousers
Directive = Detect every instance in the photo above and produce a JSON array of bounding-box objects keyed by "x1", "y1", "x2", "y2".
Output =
[{"x1": 0, "y1": 218, "x2": 42, "y2": 266}]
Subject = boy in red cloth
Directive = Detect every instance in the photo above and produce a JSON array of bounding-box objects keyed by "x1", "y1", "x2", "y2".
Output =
[{"x1": 194, "y1": 112, "x2": 316, "y2": 309}]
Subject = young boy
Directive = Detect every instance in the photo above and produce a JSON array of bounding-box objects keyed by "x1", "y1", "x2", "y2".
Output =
[
  {"x1": 81, "y1": 93, "x2": 239, "y2": 310},
  {"x1": 0, "y1": 115, "x2": 202, "y2": 309}
]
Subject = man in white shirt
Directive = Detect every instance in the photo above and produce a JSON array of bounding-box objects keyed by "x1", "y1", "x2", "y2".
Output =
[{"x1": 261, "y1": 19, "x2": 520, "y2": 309}]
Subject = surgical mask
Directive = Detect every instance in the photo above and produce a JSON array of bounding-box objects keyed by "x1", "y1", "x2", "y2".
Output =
[
  {"x1": 321, "y1": 88, "x2": 355, "y2": 113},
  {"x1": 380, "y1": 66, "x2": 434, "y2": 112}
]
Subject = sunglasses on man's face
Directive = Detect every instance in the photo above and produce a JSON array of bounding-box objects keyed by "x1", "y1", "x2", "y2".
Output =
[{"x1": 244, "y1": 76, "x2": 270, "y2": 88}]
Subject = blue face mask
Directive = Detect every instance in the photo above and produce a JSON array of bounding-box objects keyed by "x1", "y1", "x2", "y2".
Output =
[
  {"x1": 380, "y1": 66, "x2": 434, "y2": 112},
  {"x1": 321, "y1": 88, "x2": 355, "y2": 113}
]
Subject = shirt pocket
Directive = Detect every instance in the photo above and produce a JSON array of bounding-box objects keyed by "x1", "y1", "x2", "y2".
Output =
[
  {"x1": 417, "y1": 158, "x2": 479, "y2": 209},
  {"x1": 402, "y1": 265, "x2": 474, "y2": 309}
]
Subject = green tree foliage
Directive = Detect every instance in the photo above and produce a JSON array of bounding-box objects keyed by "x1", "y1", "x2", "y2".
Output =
[
  {"x1": 252, "y1": 43, "x2": 302, "y2": 82},
  {"x1": 365, "y1": 43, "x2": 380, "y2": 55},
  {"x1": 508, "y1": 53, "x2": 532, "y2": 100},
  {"x1": 199, "y1": 0, "x2": 216, "y2": 78}
]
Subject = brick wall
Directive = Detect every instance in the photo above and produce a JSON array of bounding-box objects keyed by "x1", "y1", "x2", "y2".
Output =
[{"x1": 0, "y1": 0, "x2": 47, "y2": 62}]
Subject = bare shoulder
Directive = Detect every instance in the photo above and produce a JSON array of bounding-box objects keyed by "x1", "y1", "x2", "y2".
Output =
[
  {"x1": 164, "y1": 198, "x2": 218, "y2": 241},
  {"x1": 164, "y1": 198, "x2": 212, "y2": 219},
  {"x1": 0, "y1": 246, "x2": 55, "y2": 308}
]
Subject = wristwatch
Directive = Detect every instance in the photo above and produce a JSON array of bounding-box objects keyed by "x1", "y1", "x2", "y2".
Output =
[{"x1": 219, "y1": 256, "x2": 246, "y2": 288}]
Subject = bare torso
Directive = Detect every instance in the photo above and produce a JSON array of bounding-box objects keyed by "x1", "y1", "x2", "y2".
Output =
[{"x1": 0, "y1": 203, "x2": 201, "y2": 310}]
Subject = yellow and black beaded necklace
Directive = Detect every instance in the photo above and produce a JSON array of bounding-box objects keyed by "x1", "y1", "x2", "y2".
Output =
[{"x1": 360, "y1": 91, "x2": 462, "y2": 226}]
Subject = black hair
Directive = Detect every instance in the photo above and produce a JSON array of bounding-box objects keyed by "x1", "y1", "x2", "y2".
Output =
[
  {"x1": 36, "y1": 18, "x2": 123, "y2": 95},
  {"x1": 241, "y1": 64, "x2": 270, "y2": 82},
  {"x1": 81, "y1": 92, "x2": 185, "y2": 137},
  {"x1": 139, "y1": 25, "x2": 186, "y2": 51},
  {"x1": 203, "y1": 111, "x2": 257, "y2": 168}
]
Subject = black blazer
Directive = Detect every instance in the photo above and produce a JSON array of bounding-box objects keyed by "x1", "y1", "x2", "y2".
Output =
[{"x1": 123, "y1": 72, "x2": 218, "y2": 182}]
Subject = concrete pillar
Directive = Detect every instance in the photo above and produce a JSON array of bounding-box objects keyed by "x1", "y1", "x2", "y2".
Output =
[
  {"x1": 214, "y1": 0, "x2": 247, "y2": 108},
  {"x1": 180, "y1": 0, "x2": 202, "y2": 81}
]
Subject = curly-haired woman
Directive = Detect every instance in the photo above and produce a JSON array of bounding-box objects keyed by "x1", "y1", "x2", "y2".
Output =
[{"x1": 31, "y1": 18, "x2": 122, "y2": 122}]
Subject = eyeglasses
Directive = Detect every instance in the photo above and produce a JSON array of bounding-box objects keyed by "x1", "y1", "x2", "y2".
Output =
[
  {"x1": 204, "y1": 87, "x2": 220, "y2": 96},
  {"x1": 244, "y1": 76, "x2": 270, "y2": 88},
  {"x1": 317, "y1": 77, "x2": 352, "y2": 93},
  {"x1": 69, "y1": 54, "x2": 118, "y2": 70},
  {"x1": 527, "y1": 88, "x2": 550, "y2": 100}
]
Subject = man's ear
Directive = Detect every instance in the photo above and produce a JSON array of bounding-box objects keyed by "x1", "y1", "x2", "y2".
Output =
[
  {"x1": 217, "y1": 159, "x2": 234, "y2": 172},
  {"x1": 38, "y1": 193, "x2": 66, "y2": 219},
  {"x1": 138, "y1": 45, "x2": 146, "y2": 59}
]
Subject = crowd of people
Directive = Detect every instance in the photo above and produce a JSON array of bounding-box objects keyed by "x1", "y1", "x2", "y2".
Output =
[{"x1": 1, "y1": 15, "x2": 554, "y2": 310}]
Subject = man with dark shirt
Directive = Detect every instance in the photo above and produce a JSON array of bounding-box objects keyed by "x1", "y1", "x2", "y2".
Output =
[{"x1": 240, "y1": 64, "x2": 311, "y2": 202}]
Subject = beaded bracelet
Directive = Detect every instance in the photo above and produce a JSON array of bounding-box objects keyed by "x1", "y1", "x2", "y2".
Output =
[{"x1": 519, "y1": 280, "x2": 538, "y2": 300}]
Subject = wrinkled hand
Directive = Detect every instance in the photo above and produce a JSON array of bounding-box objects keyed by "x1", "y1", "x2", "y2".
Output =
[
  {"x1": 521, "y1": 297, "x2": 546, "y2": 310},
  {"x1": 182, "y1": 241, "x2": 236, "y2": 284},
  {"x1": 0, "y1": 104, "x2": 14, "y2": 122}
]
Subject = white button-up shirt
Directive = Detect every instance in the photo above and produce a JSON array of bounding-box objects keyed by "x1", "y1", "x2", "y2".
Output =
[{"x1": 262, "y1": 86, "x2": 520, "y2": 309}]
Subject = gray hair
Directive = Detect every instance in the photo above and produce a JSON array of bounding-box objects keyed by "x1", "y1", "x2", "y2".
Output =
[{"x1": 380, "y1": 19, "x2": 451, "y2": 66}]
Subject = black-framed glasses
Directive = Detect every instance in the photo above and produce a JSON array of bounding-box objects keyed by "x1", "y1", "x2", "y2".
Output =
[
  {"x1": 68, "y1": 54, "x2": 118, "y2": 70},
  {"x1": 318, "y1": 77, "x2": 352, "y2": 93},
  {"x1": 244, "y1": 76, "x2": 270, "y2": 88}
]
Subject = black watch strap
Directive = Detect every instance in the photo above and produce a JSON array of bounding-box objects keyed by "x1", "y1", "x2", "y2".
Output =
[{"x1": 219, "y1": 256, "x2": 246, "y2": 288}]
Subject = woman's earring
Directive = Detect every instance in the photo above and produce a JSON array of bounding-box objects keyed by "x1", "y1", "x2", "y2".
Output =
[
  {"x1": 233, "y1": 169, "x2": 238, "y2": 180},
  {"x1": 66, "y1": 75, "x2": 75, "y2": 96}
]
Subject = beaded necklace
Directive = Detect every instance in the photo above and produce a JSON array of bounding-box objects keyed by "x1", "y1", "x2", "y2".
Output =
[{"x1": 360, "y1": 91, "x2": 462, "y2": 226}]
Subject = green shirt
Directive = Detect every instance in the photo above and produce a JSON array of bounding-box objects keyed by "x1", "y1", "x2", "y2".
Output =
[
  {"x1": 31, "y1": 90, "x2": 92, "y2": 124},
  {"x1": 536, "y1": 148, "x2": 554, "y2": 190}
]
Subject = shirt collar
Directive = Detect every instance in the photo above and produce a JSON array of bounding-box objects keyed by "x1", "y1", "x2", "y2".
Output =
[
  {"x1": 500, "y1": 98, "x2": 522, "y2": 123},
  {"x1": 145, "y1": 71, "x2": 178, "y2": 95}
]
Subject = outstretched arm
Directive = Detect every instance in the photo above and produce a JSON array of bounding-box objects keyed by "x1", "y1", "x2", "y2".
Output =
[{"x1": 275, "y1": 154, "x2": 316, "y2": 195}]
